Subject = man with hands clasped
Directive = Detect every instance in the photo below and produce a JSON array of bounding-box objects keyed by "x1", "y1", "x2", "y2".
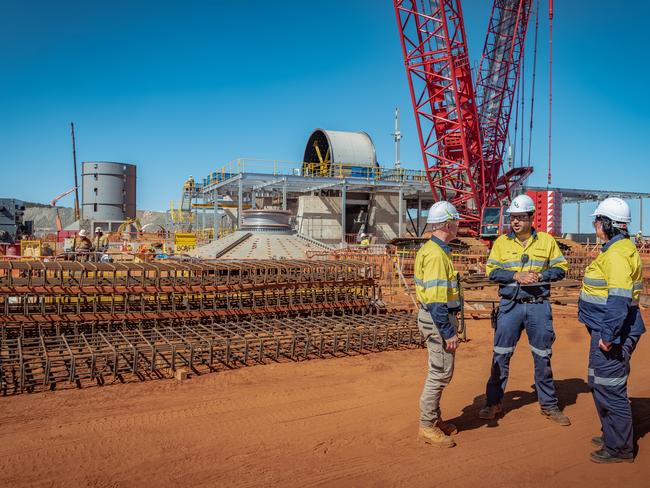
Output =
[{"x1": 479, "y1": 194, "x2": 571, "y2": 426}]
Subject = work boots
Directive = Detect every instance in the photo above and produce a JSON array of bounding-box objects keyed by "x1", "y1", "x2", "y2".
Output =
[
  {"x1": 478, "y1": 403, "x2": 503, "y2": 420},
  {"x1": 590, "y1": 449, "x2": 634, "y2": 464},
  {"x1": 540, "y1": 407, "x2": 571, "y2": 426},
  {"x1": 418, "y1": 423, "x2": 456, "y2": 448},
  {"x1": 588, "y1": 436, "x2": 634, "y2": 463}
]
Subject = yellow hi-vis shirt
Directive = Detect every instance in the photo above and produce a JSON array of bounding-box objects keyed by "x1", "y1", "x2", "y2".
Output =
[
  {"x1": 578, "y1": 234, "x2": 645, "y2": 342},
  {"x1": 485, "y1": 230, "x2": 568, "y2": 299},
  {"x1": 414, "y1": 236, "x2": 459, "y2": 339}
]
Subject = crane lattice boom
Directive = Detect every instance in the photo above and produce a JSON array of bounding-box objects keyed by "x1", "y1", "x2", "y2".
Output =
[{"x1": 394, "y1": 0, "x2": 534, "y2": 234}]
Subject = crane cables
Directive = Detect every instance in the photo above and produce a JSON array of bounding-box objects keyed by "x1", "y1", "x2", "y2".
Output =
[
  {"x1": 547, "y1": 0, "x2": 554, "y2": 185},
  {"x1": 509, "y1": 0, "x2": 541, "y2": 170},
  {"x1": 527, "y1": 0, "x2": 540, "y2": 166}
]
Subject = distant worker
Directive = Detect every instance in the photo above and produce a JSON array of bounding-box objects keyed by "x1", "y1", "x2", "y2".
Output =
[
  {"x1": 73, "y1": 229, "x2": 92, "y2": 261},
  {"x1": 41, "y1": 243, "x2": 54, "y2": 257},
  {"x1": 359, "y1": 233, "x2": 370, "y2": 248},
  {"x1": 635, "y1": 230, "x2": 644, "y2": 247},
  {"x1": 414, "y1": 201, "x2": 461, "y2": 448},
  {"x1": 137, "y1": 242, "x2": 155, "y2": 262},
  {"x1": 480, "y1": 194, "x2": 571, "y2": 426},
  {"x1": 184, "y1": 175, "x2": 195, "y2": 192},
  {"x1": 152, "y1": 242, "x2": 169, "y2": 259},
  {"x1": 93, "y1": 227, "x2": 109, "y2": 253},
  {"x1": 579, "y1": 198, "x2": 645, "y2": 463}
]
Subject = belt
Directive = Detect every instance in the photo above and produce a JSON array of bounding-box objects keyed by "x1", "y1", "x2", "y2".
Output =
[{"x1": 514, "y1": 296, "x2": 547, "y2": 304}]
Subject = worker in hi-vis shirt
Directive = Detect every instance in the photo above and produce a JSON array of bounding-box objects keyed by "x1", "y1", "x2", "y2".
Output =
[
  {"x1": 579, "y1": 198, "x2": 645, "y2": 464},
  {"x1": 479, "y1": 194, "x2": 571, "y2": 427},
  {"x1": 414, "y1": 201, "x2": 461, "y2": 448}
]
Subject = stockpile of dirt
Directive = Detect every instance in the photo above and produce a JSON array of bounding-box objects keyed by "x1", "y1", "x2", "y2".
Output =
[
  {"x1": 24, "y1": 204, "x2": 170, "y2": 233},
  {"x1": 24, "y1": 205, "x2": 76, "y2": 232},
  {"x1": 0, "y1": 310, "x2": 648, "y2": 487}
]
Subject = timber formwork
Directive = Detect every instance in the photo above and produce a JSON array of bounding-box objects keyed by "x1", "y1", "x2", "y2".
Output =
[{"x1": 0, "y1": 260, "x2": 420, "y2": 394}]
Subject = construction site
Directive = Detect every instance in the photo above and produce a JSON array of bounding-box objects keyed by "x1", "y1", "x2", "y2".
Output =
[{"x1": 1, "y1": 1, "x2": 649, "y2": 487}]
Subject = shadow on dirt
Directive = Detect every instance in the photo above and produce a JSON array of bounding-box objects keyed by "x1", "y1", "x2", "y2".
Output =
[
  {"x1": 448, "y1": 377, "x2": 590, "y2": 431},
  {"x1": 631, "y1": 397, "x2": 650, "y2": 456}
]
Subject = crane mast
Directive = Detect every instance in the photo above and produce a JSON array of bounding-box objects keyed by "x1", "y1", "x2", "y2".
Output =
[
  {"x1": 394, "y1": 0, "x2": 486, "y2": 230},
  {"x1": 476, "y1": 0, "x2": 533, "y2": 204},
  {"x1": 394, "y1": 0, "x2": 535, "y2": 235}
]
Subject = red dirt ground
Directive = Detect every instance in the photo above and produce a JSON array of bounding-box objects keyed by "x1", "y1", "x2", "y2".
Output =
[{"x1": 1, "y1": 309, "x2": 649, "y2": 487}]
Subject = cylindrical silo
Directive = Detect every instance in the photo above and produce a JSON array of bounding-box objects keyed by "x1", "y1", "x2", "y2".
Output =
[{"x1": 82, "y1": 162, "x2": 136, "y2": 221}]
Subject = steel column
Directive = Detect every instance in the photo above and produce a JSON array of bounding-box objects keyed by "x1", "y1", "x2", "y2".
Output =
[
  {"x1": 417, "y1": 192, "x2": 422, "y2": 237},
  {"x1": 398, "y1": 186, "x2": 404, "y2": 238},
  {"x1": 238, "y1": 177, "x2": 243, "y2": 228},
  {"x1": 282, "y1": 178, "x2": 287, "y2": 211},
  {"x1": 341, "y1": 183, "x2": 347, "y2": 246}
]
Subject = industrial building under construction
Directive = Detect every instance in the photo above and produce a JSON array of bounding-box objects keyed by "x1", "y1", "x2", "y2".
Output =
[{"x1": 1, "y1": 1, "x2": 649, "y2": 486}]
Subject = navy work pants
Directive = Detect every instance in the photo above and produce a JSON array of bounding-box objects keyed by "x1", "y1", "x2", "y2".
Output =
[
  {"x1": 486, "y1": 300, "x2": 558, "y2": 408},
  {"x1": 588, "y1": 330, "x2": 638, "y2": 459}
]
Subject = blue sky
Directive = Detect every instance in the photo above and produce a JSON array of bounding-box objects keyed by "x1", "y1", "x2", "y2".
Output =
[{"x1": 1, "y1": 0, "x2": 649, "y2": 233}]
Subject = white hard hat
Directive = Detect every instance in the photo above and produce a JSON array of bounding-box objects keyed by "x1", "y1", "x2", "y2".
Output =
[
  {"x1": 507, "y1": 194, "x2": 536, "y2": 214},
  {"x1": 95, "y1": 227, "x2": 103, "y2": 233},
  {"x1": 592, "y1": 197, "x2": 631, "y2": 224},
  {"x1": 78, "y1": 229, "x2": 88, "y2": 237},
  {"x1": 427, "y1": 201, "x2": 460, "y2": 224}
]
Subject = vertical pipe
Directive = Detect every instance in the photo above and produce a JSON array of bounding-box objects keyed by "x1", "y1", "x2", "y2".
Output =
[
  {"x1": 398, "y1": 186, "x2": 404, "y2": 238},
  {"x1": 417, "y1": 192, "x2": 422, "y2": 237},
  {"x1": 213, "y1": 201, "x2": 219, "y2": 239},
  {"x1": 237, "y1": 177, "x2": 243, "y2": 229},
  {"x1": 202, "y1": 201, "x2": 206, "y2": 231},
  {"x1": 71, "y1": 122, "x2": 80, "y2": 220},
  {"x1": 282, "y1": 178, "x2": 287, "y2": 211},
  {"x1": 393, "y1": 107, "x2": 401, "y2": 169},
  {"x1": 577, "y1": 201, "x2": 581, "y2": 235},
  {"x1": 341, "y1": 183, "x2": 347, "y2": 246}
]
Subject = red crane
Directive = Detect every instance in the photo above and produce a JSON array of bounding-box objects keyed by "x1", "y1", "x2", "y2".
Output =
[
  {"x1": 476, "y1": 0, "x2": 534, "y2": 205},
  {"x1": 394, "y1": 0, "x2": 534, "y2": 236}
]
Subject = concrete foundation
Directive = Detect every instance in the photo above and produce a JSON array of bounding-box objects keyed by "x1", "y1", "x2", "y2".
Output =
[
  {"x1": 296, "y1": 195, "x2": 343, "y2": 244},
  {"x1": 293, "y1": 192, "x2": 403, "y2": 245},
  {"x1": 368, "y1": 193, "x2": 401, "y2": 242}
]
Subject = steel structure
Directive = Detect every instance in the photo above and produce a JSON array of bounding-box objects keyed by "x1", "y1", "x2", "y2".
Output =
[
  {"x1": 476, "y1": 0, "x2": 533, "y2": 197},
  {"x1": 394, "y1": 0, "x2": 533, "y2": 233},
  {"x1": 82, "y1": 161, "x2": 137, "y2": 222},
  {"x1": 302, "y1": 129, "x2": 378, "y2": 178},
  {"x1": 394, "y1": 0, "x2": 485, "y2": 228}
]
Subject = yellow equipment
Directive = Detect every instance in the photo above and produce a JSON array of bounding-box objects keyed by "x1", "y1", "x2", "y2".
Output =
[
  {"x1": 174, "y1": 233, "x2": 197, "y2": 252},
  {"x1": 170, "y1": 175, "x2": 198, "y2": 230},
  {"x1": 305, "y1": 141, "x2": 331, "y2": 177},
  {"x1": 20, "y1": 240, "x2": 42, "y2": 258},
  {"x1": 115, "y1": 218, "x2": 143, "y2": 236}
]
